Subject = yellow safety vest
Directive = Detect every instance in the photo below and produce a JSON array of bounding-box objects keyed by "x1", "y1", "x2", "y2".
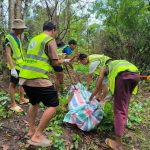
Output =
[
  {"x1": 5, "y1": 34, "x2": 24, "y2": 70},
  {"x1": 106, "y1": 60, "x2": 139, "y2": 95},
  {"x1": 19, "y1": 33, "x2": 53, "y2": 79},
  {"x1": 88, "y1": 54, "x2": 111, "y2": 75}
]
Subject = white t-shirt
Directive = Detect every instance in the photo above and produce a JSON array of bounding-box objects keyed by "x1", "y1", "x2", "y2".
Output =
[{"x1": 89, "y1": 61, "x2": 100, "y2": 74}]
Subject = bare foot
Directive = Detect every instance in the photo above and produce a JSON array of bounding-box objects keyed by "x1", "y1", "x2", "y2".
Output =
[
  {"x1": 31, "y1": 133, "x2": 45, "y2": 143},
  {"x1": 27, "y1": 136, "x2": 52, "y2": 147}
]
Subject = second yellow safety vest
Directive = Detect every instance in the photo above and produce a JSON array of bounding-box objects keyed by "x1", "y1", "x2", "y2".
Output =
[
  {"x1": 5, "y1": 34, "x2": 24, "y2": 70},
  {"x1": 88, "y1": 54, "x2": 111, "y2": 75},
  {"x1": 19, "y1": 33, "x2": 54, "y2": 79},
  {"x1": 106, "y1": 60, "x2": 139, "y2": 95}
]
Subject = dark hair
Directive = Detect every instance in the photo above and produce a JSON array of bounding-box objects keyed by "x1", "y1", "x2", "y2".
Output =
[
  {"x1": 43, "y1": 21, "x2": 56, "y2": 31},
  {"x1": 68, "y1": 39, "x2": 77, "y2": 45},
  {"x1": 78, "y1": 53, "x2": 87, "y2": 60},
  {"x1": 56, "y1": 40, "x2": 65, "y2": 48}
]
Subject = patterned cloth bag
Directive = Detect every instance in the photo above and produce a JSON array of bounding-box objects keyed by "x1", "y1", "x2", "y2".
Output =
[{"x1": 63, "y1": 83, "x2": 103, "y2": 131}]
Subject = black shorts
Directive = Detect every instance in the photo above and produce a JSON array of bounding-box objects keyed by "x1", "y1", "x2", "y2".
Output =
[
  {"x1": 10, "y1": 69, "x2": 20, "y2": 85},
  {"x1": 52, "y1": 66, "x2": 63, "y2": 72},
  {"x1": 23, "y1": 85, "x2": 59, "y2": 107}
]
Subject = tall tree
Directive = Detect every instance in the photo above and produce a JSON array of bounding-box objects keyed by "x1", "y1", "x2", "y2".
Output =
[{"x1": 8, "y1": 0, "x2": 15, "y2": 30}]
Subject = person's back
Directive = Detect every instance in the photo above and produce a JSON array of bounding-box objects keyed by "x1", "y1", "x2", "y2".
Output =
[{"x1": 20, "y1": 32, "x2": 54, "y2": 79}]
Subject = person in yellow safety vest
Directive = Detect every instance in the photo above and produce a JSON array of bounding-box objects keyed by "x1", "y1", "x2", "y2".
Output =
[
  {"x1": 52, "y1": 41, "x2": 66, "y2": 95},
  {"x1": 5, "y1": 19, "x2": 29, "y2": 113},
  {"x1": 19, "y1": 21, "x2": 71, "y2": 147},
  {"x1": 89, "y1": 59, "x2": 140, "y2": 150},
  {"x1": 78, "y1": 53, "x2": 112, "y2": 102}
]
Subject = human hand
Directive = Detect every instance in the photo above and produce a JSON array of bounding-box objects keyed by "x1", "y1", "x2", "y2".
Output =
[
  {"x1": 11, "y1": 68, "x2": 18, "y2": 78},
  {"x1": 147, "y1": 75, "x2": 150, "y2": 81},
  {"x1": 64, "y1": 59, "x2": 71, "y2": 63},
  {"x1": 99, "y1": 99, "x2": 106, "y2": 106}
]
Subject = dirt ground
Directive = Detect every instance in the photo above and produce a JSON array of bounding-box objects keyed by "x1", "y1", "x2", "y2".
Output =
[{"x1": 0, "y1": 73, "x2": 149, "y2": 150}]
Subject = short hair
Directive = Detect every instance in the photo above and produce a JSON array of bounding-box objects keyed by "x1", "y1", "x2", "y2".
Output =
[
  {"x1": 43, "y1": 21, "x2": 56, "y2": 31},
  {"x1": 78, "y1": 53, "x2": 87, "y2": 60},
  {"x1": 68, "y1": 39, "x2": 77, "y2": 45}
]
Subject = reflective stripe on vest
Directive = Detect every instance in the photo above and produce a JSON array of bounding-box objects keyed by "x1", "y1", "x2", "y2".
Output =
[
  {"x1": 6, "y1": 34, "x2": 24, "y2": 70},
  {"x1": 88, "y1": 54, "x2": 111, "y2": 75},
  {"x1": 19, "y1": 33, "x2": 53, "y2": 79},
  {"x1": 22, "y1": 65, "x2": 48, "y2": 74},
  {"x1": 107, "y1": 60, "x2": 139, "y2": 95}
]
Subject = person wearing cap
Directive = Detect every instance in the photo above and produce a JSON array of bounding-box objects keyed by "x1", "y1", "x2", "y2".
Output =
[
  {"x1": 89, "y1": 60, "x2": 140, "y2": 150},
  {"x1": 78, "y1": 53, "x2": 111, "y2": 103},
  {"x1": 19, "y1": 21, "x2": 70, "y2": 146},
  {"x1": 5, "y1": 19, "x2": 28, "y2": 113}
]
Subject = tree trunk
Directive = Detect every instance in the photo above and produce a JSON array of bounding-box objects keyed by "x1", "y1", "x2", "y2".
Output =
[
  {"x1": 9, "y1": 0, "x2": 15, "y2": 30},
  {"x1": 15, "y1": 0, "x2": 22, "y2": 19},
  {"x1": 65, "y1": 0, "x2": 71, "y2": 41},
  {"x1": 0, "y1": 0, "x2": 3, "y2": 57}
]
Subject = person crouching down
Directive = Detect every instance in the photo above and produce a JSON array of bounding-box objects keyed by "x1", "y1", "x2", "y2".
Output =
[{"x1": 78, "y1": 53, "x2": 111, "y2": 104}]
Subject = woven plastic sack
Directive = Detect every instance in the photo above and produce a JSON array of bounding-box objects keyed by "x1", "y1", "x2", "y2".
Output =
[{"x1": 63, "y1": 83, "x2": 103, "y2": 131}]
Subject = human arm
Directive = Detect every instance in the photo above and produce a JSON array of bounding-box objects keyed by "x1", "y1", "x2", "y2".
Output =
[
  {"x1": 89, "y1": 67, "x2": 106, "y2": 101},
  {"x1": 6, "y1": 46, "x2": 14, "y2": 69},
  {"x1": 87, "y1": 74, "x2": 93, "y2": 90},
  {"x1": 6, "y1": 45, "x2": 18, "y2": 78},
  {"x1": 46, "y1": 40, "x2": 71, "y2": 66}
]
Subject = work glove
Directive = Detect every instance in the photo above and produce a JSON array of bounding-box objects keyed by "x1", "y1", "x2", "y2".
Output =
[
  {"x1": 64, "y1": 59, "x2": 71, "y2": 63},
  {"x1": 11, "y1": 68, "x2": 18, "y2": 78}
]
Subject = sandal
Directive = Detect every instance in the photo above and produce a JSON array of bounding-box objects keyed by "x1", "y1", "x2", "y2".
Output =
[
  {"x1": 105, "y1": 138, "x2": 123, "y2": 150},
  {"x1": 10, "y1": 105, "x2": 23, "y2": 112},
  {"x1": 19, "y1": 98, "x2": 29, "y2": 105}
]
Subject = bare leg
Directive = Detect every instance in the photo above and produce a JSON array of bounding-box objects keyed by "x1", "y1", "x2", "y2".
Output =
[
  {"x1": 19, "y1": 86, "x2": 29, "y2": 103},
  {"x1": 27, "y1": 104, "x2": 39, "y2": 137},
  {"x1": 59, "y1": 72, "x2": 64, "y2": 94},
  {"x1": 31, "y1": 106, "x2": 57, "y2": 142},
  {"x1": 55, "y1": 72, "x2": 64, "y2": 95},
  {"x1": 9, "y1": 82, "x2": 17, "y2": 107}
]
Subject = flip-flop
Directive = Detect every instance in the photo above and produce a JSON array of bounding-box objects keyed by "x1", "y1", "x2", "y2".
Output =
[
  {"x1": 105, "y1": 138, "x2": 123, "y2": 150},
  {"x1": 27, "y1": 137, "x2": 52, "y2": 147},
  {"x1": 105, "y1": 138, "x2": 116, "y2": 150},
  {"x1": 10, "y1": 105, "x2": 24, "y2": 112},
  {"x1": 19, "y1": 98, "x2": 29, "y2": 105}
]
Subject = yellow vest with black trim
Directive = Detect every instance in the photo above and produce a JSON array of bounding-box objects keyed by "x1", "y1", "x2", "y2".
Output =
[
  {"x1": 106, "y1": 60, "x2": 139, "y2": 95},
  {"x1": 5, "y1": 34, "x2": 24, "y2": 70},
  {"x1": 88, "y1": 54, "x2": 111, "y2": 75},
  {"x1": 19, "y1": 33, "x2": 53, "y2": 79}
]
